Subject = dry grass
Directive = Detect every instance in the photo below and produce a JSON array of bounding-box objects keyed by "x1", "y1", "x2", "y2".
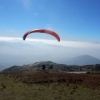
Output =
[{"x1": 0, "y1": 72, "x2": 100, "y2": 100}]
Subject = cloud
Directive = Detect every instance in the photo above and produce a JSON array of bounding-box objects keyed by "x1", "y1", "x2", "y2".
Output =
[
  {"x1": 5, "y1": 30, "x2": 14, "y2": 33},
  {"x1": 0, "y1": 36, "x2": 21, "y2": 41},
  {"x1": 0, "y1": 36, "x2": 100, "y2": 49},
  {"x1": 21, "y1": 0, "x2": 30, "y2": 9},
  {"x1": 0, "y1": 36, "x2": 100, "y2": 64}
]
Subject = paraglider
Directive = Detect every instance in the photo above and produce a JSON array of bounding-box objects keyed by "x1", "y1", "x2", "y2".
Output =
[{"x1": 23, "y1": 29, "x2": 60, "y2": 41}]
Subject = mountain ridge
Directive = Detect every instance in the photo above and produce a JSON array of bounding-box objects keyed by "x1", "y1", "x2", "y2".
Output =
[
  {"x1": 0, "y1": 54, "x2": 100, "y2": 71},
  {"x1": 63, "y1": 55, "x2": 100, "y2": 66}
]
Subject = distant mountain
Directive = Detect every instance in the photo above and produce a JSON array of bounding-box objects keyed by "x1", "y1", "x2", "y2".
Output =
[
  {"x1": 63, "y1": 55, "x2": 100, "y2": 66},
  {"x1": 1, "y1": 53, "x2": 100, "y2": 71}
]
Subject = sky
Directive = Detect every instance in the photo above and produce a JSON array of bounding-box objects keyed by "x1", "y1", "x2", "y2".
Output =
[
  {"x1": 0, "y1": 0, "x2": 100, "y2": 67},
  {"x1": 0, "y1": 0, "x2": 100, "y2": 41}
]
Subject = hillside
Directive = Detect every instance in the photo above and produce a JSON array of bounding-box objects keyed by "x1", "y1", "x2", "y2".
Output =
[
  {"x1": 1, "y1": 61, "x2": 69, "y2": 72},
  {"x1": 1, "y1": 60, "x2": 100, "y2": 73},
  {"x1": 0, "y1": 71, "x2": 100, "y2": 100}
]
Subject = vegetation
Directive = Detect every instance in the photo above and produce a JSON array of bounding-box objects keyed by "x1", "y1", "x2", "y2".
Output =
[
  {"x1": 0, "y1": 61, "x2": 100, "y2": 100},
  {"x1": 1, "y1": 61, "x2": 100, "y2": 74},
  {"x1": 0, "y1": 71, "x2": 100, "y2": 100}
]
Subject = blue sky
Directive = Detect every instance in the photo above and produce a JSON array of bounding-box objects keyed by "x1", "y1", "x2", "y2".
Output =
[
  {"x1": 0, "y1": 0, "x2": 100, "y2": 68},
  {"x1": 0, "y1": 0, "x2": 100, "y2": 42}
]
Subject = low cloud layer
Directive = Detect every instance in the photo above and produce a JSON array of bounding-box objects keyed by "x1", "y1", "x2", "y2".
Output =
[
  {"x1": 0, "y1": 36, "x2": 100, "y2": 60},
  {"x1": 0, "y1": 36, "x2": 100, "y2": 69},
  {"x1": 0, "y1": 36, "x2": 100, "y2": 49}
]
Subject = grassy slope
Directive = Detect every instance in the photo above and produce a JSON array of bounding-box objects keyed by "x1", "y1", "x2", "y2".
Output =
[{"x1": 0, "y1": 72, "x2": 100, "y2": 100}]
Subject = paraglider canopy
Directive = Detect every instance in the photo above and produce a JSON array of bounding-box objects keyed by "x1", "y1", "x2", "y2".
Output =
[{"x1": 23, "y1": 29, "x2": 60, "y2": 41}]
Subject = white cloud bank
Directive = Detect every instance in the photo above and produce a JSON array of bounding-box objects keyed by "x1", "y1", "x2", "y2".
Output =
[
  {"x1": 0, "y1": 36, "x2": 100, "y2": 68},
  {"x1": 0, "y1": 36, "x2": 100, "y2": 49}
]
